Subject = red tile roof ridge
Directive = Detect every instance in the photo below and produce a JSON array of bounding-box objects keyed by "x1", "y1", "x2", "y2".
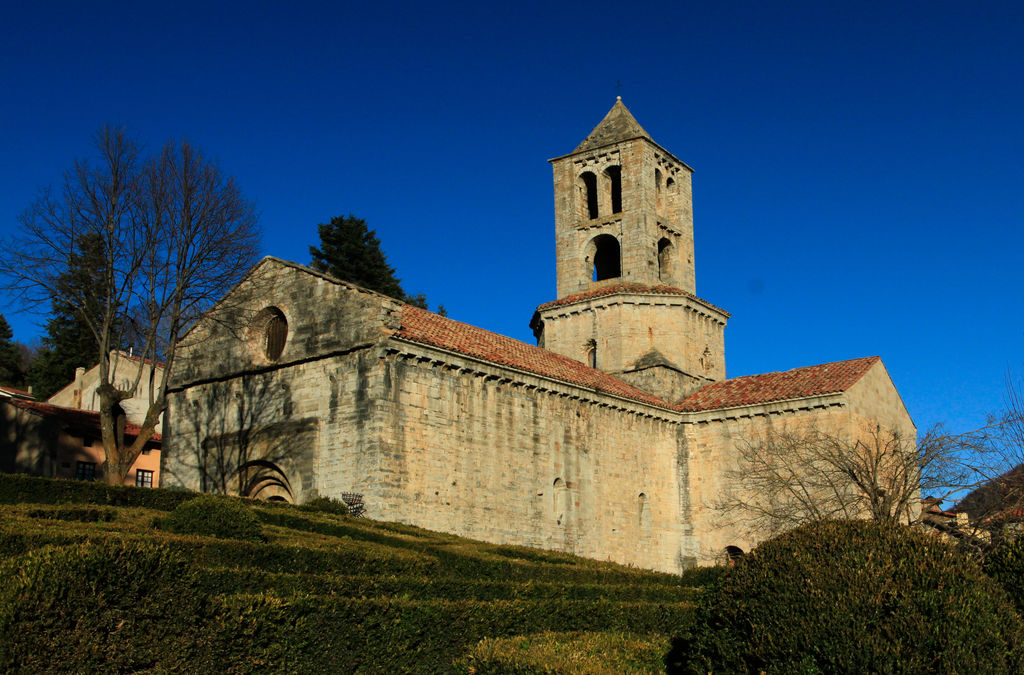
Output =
[
  {"x1": 0, "y1": 385, "x2": 33, "y2": 398},
  {"x1": 536, "y1": 283, "x2": 729, "y2": 317},
  {"x1": 393, "y1": 305, "x2": 673, "y2": 409},
  {"x1": 6, "y1": 398, "x2": 162, "y2": 442},
  {"x1": 676, "y1": 356, "x2": 881, "y2": 412}
]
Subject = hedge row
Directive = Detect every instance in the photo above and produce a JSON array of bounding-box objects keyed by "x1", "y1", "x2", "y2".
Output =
[
  {"x1": 255, "y1": 509, "x2": 681, "y2": 586},
  {"x1": 0, "y1": 472, "x2": 196, "y2": 511},
  {"x1": 0, "y1": 539, "x2": 695, "y2": 673},
  {"x1": 460, "y1": 631, "x2": 671, "y2": 674},
  {"x1": 206, "y1": 594, "x2": 694, "y2": 673},
  {"x1": 196, "y1": 568, "x2": 699, "y2": 603}
]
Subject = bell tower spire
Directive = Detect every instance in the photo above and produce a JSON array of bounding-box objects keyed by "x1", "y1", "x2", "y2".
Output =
[
  {"x1": 550, "y1": 97, "x2": 696, "y2": 297},
  {"x1": 532, "y1": 99, "x2": 729, "y2": 402}
]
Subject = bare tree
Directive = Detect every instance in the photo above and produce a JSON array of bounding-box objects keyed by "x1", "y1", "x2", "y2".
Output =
[
  {"x1": 716, "y1": 418, "x2": 1018, "y2": 539},
  {"x1": 2, "y1": 127, "x2": 259, "y2": 484}
]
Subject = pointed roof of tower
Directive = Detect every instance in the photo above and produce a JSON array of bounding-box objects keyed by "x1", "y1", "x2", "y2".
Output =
[{"x1": 573, "y1": 97, "x2": 653, "y2": 153}]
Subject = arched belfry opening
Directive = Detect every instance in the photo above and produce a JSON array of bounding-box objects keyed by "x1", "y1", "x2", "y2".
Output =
[
  {"x1": 579, "y1": 171, "x2": 598, "y2": 220},
  {"x1": 590, "y1": 234, "x2": 621, "y2": 281},
  {"x1": 657, "y1": 237, "x2": 675, "y2": 283},
  {"x1": 654, "y1": 168, "x2": 664, "y2": 212},
  {"x1": 604, "y1": 165, "x2": 622, "y2": 214}
]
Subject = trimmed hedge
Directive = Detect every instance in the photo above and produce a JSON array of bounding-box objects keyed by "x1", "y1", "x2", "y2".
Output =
[
  {"x1": 196, "y1": 568, "x2": 699, "y2": 602},
  {"x1": 206, "y1": 594, "x2": 693, "y2": 673},
  {"x1": 0, "y1": 540, "x2": 212, "y2": 673},
  {"x1": 460, "y1": 631, "x2": 671, "y2": 674},
  {"x1": 0, "y1": 472, "x2": 196, "y2": 510},
  {"x1": 27, "y1": 507, "x2": 116, "y2": 523},
  {"x1": 298, "y1": 495, "x2": 349, "y2": 515},
  {"x1": 670, "y1": 520, "x2": 1024, "y2": 674},
  {"x1": 160, "y1": 495, "x2": 264, "y2": 541}
]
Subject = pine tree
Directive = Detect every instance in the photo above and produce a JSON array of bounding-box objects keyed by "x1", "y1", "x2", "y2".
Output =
[
  {"x1": 28, "y1": 233, "x2": 111, "y2": 399},
  {"x1": 0, "y1": 314, "x2": 25, "y2": 387},
  {"x1": 309, "y1": 214, "x2": 431, "y2": 309}
]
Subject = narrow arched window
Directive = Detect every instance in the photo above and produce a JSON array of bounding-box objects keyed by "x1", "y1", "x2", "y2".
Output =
[
  {"x1": 580, "y1": 171, "x2": 598, "y2": 220},
  {"x1": 657, "y1": 237, "x2": 674, "y2": 283},
  {"x1": 591, "y1": 234, "x2": 621, "y2": 281},
  {"x1": 605, "y1": 165, "x2": 622, "y2": 214},
  {"x1": 655, "y1": 169, "x2": 663, "y2": 212},
  {"x1": 585, "y1": 339, "x2": 597, "y2": 369},
  {"x1": 638, "y1": 492, "x2": 650, "y2": 530},
  {"x1": 553, "y1": 477, "x2": 569, "y2": 526}
]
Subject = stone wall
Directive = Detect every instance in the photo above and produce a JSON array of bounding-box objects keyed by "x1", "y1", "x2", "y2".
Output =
[
  {"x1": 369, "y1": 340, "x2": 694, "y2": 573},
  {"x1": 537, "y1": 291, "x2": 727, "y2": 389}
]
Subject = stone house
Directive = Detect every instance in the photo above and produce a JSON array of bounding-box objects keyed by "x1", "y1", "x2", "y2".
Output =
[
  {"x1": 161, "y1": 99, "x2": 915, "y2": 571},
  {"x1": 48, "y1": 350, "x2": 165, "y2": 433}
]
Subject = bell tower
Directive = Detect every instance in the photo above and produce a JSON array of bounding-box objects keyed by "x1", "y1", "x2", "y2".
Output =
[{"x1": 532, "y1": 98, "x2": 730, "y2": 402}]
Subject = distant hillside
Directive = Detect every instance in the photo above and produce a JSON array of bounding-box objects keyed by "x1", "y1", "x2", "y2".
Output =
[{"x1": 0, "y1": 474, "x2": 702, "y2": 673}]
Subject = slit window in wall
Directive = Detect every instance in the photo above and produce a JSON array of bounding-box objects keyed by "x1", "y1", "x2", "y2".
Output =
[
  {"x1": 585, "y1": 339, "x2": 597, "y2": 369},
  {"x1": 553, "y1": 477, "x2": 568, "y2": 526},
  {"x1": 591, "y1": 234, "x2": 621, "y2": 281},
  {"x1": 657, "y1": 237, "x2": 674, "y2": 282},
  {"x1": 638, "y1": 492, "x2": 650, "y2": 531},
  {"x1": 655, "y1": 168, "x2": 663, "y2": 211},
  {"x1": 580, "y1": 171, "x2": 599, "y2": 219},
  {"x1": 605, "y1": 165, "x2": 622, "y2": 213}
]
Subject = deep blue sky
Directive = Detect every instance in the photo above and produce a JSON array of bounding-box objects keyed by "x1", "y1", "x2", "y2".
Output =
[{"x1": 2, "y1": 1, "x2": 1022, "y2": 436}]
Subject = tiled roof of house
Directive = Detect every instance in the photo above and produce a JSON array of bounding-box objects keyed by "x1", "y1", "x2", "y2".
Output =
[
  {"x1": 536, "y1": 282, "x2": 730, "y2": 316},
  {"x1": 7, "y1": 399, "x2": 162, "y2": 443},
  {"x1": 676, "y1": 356, "x2": 880, "y2": 412},
  {"x1": 0, "y1": 385, "x2": 33, "y2": 399},
  {"x1": 393, "y1": 306, "x2": 670, "y2": 408}
]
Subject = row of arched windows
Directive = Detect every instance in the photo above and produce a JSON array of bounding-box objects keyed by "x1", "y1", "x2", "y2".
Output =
[
  {"x1": 578, "y1": 166, "x2": 679, "y2": 221},
  {"x1": 587, "y1": 235, "x2": 677, "y2": 282},
  {"x1": 578, "y1": 166, "x2": 622, "y2": 220},
  {"x1": 551, "y1": 478, "x2": 651, "y2": 531}
]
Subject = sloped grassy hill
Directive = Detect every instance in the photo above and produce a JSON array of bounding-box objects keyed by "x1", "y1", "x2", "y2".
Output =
[{"x1": 0, "y1": 474, "x2": 702, "y2": 673}]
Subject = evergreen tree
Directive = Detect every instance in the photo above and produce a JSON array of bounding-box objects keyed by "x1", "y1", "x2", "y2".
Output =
[
  {"x1": 27, "y1": 233, "x2": 111, "y2": 399},
  {"x1": 310, "y1": 215, "x2": 431, "y2": 309},
  {"x1": 0, "y1": 314, "x2": 25, "y2": 388}
]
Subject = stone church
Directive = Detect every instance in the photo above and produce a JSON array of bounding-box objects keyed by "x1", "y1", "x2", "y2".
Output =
[{"x1": 162, "y1": 99, "x2": 914, "y2": 571}]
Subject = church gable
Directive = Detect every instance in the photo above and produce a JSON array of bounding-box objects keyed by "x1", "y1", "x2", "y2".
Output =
[{"x1": 171, "y1": 257, "x2": 402, "y2": 389}]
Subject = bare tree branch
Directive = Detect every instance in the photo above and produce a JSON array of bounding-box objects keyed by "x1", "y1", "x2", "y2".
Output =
[{"x1": 0, "y1": 126, "x2": 259, "y2": 484}]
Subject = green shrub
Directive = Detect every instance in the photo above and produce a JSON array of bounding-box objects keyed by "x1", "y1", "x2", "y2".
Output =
[
  {"x1": 0, "y1": 472, "x2": 196, "y2": 510},
  {"x1": 677, "y1": 563, "x2": 726, "y2": 589},
  {"x1": 460, "y1": 631, "x2": 671, "y2": 674},
  {"x1": 985, "y1": 537, "x2": 1024, "y2": 613},
  {"x1": 298, "y1": 495, "x2": 349, "y2": 515},
  {"x1": 27, "y1": 507, "x2": 116, "y2": 522},
  {"x1": 160, "y1": 495, "x2": 263, "y2": 541},
  {"x1": 0, "y1": 540, "x2": 211, "y2": 672},
  {"x1": 669, "y1": 520, "x2": 1024, "y2": 674},
  {"x1": 207, "y1": 595, "x2": 694, "y2": 673}
]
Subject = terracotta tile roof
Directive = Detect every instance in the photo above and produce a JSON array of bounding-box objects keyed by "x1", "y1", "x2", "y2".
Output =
[
  {"x1": 536, "y1": 282, "x2": 730, "y2": 317},
  {"x1": 6, "y1": 398, "x2": 162, "y2": 443},
  {"x1": 677, "y1": 356, "x2": 880, "y2": 412},
  {"x1": 393, "y1": 306, "x2": 671, "y2": 408},
  {"x1": 0, "y1": 385, "x2": 33, "y2": 399}
]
